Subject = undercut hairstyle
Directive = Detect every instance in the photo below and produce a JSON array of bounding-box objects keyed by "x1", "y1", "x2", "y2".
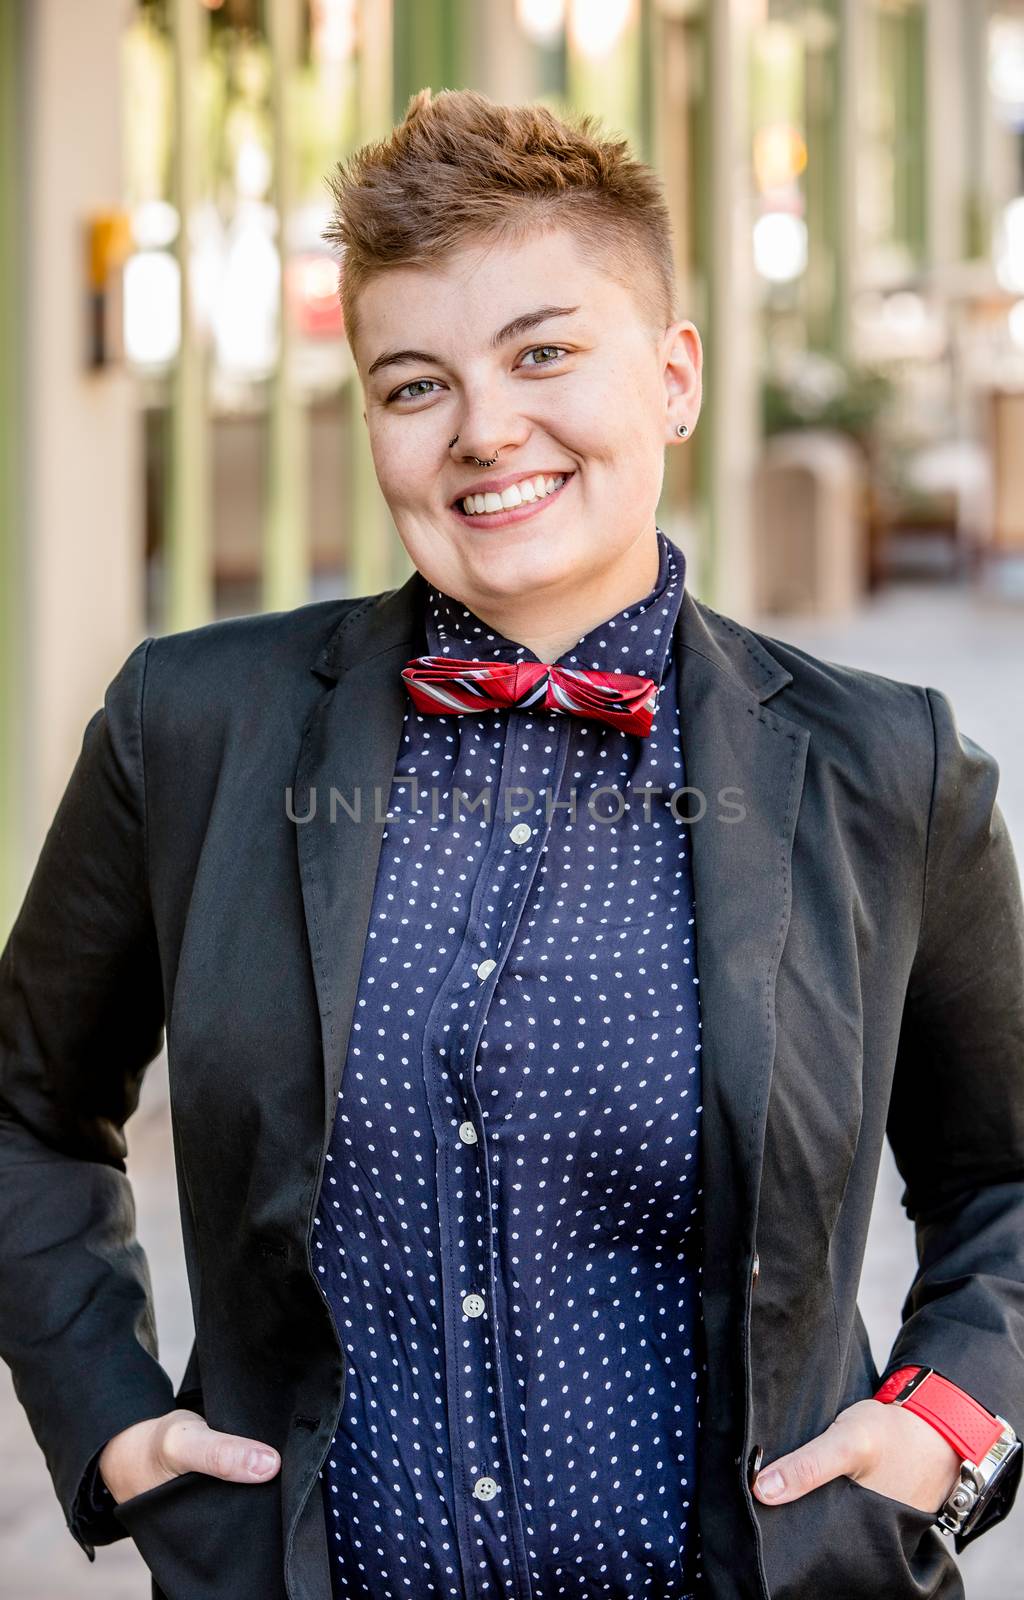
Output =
[{"x1": 324, "y1": 86, "x2": 681, "y2": 360}]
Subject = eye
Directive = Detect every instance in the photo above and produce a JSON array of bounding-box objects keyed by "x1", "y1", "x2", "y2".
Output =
[
  {"x1": 520, "y1": 344, "x2": 568, "y2": 368},
  {"x1": 387, "y1": 377, "x2": 444, "y2": 405}
]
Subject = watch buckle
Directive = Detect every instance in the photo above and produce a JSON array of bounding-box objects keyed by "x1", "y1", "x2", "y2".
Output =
[
  {"x1": 935, "y1": 1418, "x2": 1021, "y2": 1539},
  {"x1": 889, "y1": 1366, "x2": 934, "y2": 1406}
]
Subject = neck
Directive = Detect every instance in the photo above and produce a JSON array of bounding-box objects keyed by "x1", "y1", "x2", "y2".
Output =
[{"x1": 458, "y1": 528, "x2": 661, "y2": 663}]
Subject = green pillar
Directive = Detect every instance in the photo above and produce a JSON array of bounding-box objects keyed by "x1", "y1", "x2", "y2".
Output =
[
  {"x1": 961, "y1": 0, "x2": 990, "y2": 261},
  {"x1": 878, "y1": 0, "x2": 927, "y2": 267},
  {"x1": 803, "y1": 2, "x2": 844, "y2": 356},
  {"x1": 897, "y1": 1, "x2": 927, "y2": 265},
  {"x1": 688, "y1": 3, "x2": 716, "y2": 603},
  {"x1": 688, "y1": 0, "x2": 757, "y2": 613},
  {"x1": 392, "y1": 0, "x2": 468, "y2": 109},
  {"x1": 0, "y1": 0, "x2": 24, "y2": 938},
  {"x1": 168, "y1": 0, "x2": 212, "y2": 630},
  {"x1": 264, "y1": 0, "x2": 310, "y2": 612},
  {"x1": 565, "y1": 1, "x2": 644, "y2": 154}
]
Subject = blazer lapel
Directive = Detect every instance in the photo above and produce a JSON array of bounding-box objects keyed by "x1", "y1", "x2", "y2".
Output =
[
  {"x1": 675, "y1": 592, "x2": 809, "y2": 1432},
  {"x1": 293, "y1": 570, "x2": 425, "y2": 1144}
]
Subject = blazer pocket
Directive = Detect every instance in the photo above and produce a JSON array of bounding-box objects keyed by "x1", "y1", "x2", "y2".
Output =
[
  {"x1": 841, "y1": 1477, "x2": 964, "y2": 1598},
  {"x1": 755, "y1": 1472, "x2": 964, "y2": 1600},
  {"x1": 113, "y1": 1470, "x2": 288, "y2": 1600}
]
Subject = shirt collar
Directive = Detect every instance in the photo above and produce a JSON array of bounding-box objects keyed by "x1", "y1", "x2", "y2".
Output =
[{"x1": 422, "y1": 526, "x2": 686, "y2": 687}]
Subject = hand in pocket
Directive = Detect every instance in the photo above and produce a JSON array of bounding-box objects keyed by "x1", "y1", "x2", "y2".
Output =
[
  {"x1": 98, "y1": 1407, "x2": 280, "y2": 1505},
  {"x1": 752, "y1": 1399, "x2": 961, "y2": 1516}
]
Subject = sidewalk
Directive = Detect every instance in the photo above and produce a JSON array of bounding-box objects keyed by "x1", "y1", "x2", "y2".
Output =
[{"x1": 2, "y1": 575, "x2": 1022, "y2": 1596}]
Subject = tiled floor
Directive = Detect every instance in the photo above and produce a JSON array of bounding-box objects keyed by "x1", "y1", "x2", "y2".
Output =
[{"x1": 2, "y1": 573, "x2": 1022, "y2": 1597}]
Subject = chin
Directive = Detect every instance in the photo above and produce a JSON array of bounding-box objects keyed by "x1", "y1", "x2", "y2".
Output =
[{"x1": 467, "y1": 540, "x2": 582, "y2": 588}]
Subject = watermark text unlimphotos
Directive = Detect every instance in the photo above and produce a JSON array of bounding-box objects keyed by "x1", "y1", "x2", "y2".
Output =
[{"x1": 285, "y1": 779, "x2": 746, "y2": 826}]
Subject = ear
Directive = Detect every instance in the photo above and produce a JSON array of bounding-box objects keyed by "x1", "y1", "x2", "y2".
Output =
[{"x1": 663, "y1": 319, "x2": 703, "y2": 438}]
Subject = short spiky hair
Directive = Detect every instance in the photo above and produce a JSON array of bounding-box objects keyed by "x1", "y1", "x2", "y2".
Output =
[{"x1": 325, "y1": 86, "x2": 680, "y2": 359}]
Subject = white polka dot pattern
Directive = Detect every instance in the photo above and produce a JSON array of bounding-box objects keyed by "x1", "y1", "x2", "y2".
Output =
[{"x1": 313, "y1": 529, "x2": 706, "y2": 1598}]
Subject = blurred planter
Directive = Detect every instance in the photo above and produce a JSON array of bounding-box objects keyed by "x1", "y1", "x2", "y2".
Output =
[
  {"x1": 762, "y1": 353, "x2": 893, "y2": 446},
  {"x1": 751, "y1": 428, "x2": 869, "y2": 617}
]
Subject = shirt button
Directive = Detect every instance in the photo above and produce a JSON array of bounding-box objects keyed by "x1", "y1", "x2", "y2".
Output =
[
  {"x1": 462, "y1": 1292, "x2": 486, "y2": 1318},
  {"x1": 458, "y1": 1121, "x2": 478, "y2": 1145},
  {"x1": 752, "y1": 1251, "x2": 760, "y2": 1286},
  {"x1": 473, "y1": 1476, "x2": 499, "y2": 1501},
  {"x1": 475, "y1": 958, "x2": 497, "y2": 981},
  {"x1": 509, "y1": 822, "x2": 532, "y2": 844}
]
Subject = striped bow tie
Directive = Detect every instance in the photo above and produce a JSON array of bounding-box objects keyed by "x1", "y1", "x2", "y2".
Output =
[{"x1": 401, "y1": 655, "x2": 659, "y2": 737}]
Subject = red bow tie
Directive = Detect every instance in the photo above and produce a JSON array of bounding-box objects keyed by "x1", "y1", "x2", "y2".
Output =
[{"x1": 401, "y1": 655, "x2": 659, "y2": 737}]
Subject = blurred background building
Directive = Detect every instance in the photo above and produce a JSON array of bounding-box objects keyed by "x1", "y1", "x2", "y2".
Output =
[{"x1": 1, "y1": 1, "x2": 1023, "y2": 1593}]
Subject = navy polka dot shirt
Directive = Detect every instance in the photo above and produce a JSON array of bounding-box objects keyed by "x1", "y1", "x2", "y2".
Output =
[{"x1": 313, "y1": 526, "x2": 706, "y2": 1599}]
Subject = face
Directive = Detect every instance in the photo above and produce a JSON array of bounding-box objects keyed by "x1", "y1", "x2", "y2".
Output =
[{"x1": 354, "y1": 226, "x2": 702, "y2": 626}]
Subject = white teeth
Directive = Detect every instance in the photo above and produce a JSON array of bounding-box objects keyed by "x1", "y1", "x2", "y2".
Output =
[{"x1": 460, "y1": 473, "x2": 566, "y2": 515}]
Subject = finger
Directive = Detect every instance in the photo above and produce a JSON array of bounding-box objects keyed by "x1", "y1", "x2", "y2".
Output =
[
  {"x1": 166, "y1": 1420, "x2": 280, "y2": 1483},
  {"x1": 754, "y1": 1422, "x2": 857, "y2": 1505}
]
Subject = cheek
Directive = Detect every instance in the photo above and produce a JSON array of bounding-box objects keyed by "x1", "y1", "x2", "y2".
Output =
[
  {"x1": 539, "y1": 367, "x2": 652, "y2": 464},
  {"x1": 367, "y1": 426, "x2": 429, "y2": 508}
]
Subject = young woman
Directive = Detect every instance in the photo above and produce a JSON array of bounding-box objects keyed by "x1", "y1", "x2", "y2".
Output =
[{"x1": 1, "y1": 88, "x2": 1021, "y2": 1600}]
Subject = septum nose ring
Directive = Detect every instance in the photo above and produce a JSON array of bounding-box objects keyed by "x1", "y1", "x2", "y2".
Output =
[{"x1": 448, "y1": 433, "x2": 499, "y2": 470}]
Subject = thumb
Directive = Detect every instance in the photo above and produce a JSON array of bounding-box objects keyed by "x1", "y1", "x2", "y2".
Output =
[{"x1": 168, "y1": 1418, "x2": 280, "y2": 1484}]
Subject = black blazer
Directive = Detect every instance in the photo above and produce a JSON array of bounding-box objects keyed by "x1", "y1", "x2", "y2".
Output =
[{"x1": 1, "y1": 567, "x2": 1022, "y2": 1600}]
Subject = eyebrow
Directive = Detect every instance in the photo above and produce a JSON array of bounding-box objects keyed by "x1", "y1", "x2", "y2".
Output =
[{"x1": 366, "y1": 305, "x2": 582, "y2": 379}]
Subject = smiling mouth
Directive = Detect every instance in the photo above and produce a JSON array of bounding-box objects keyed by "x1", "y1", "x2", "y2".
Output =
[{"x1": 453, "y1": 472, "x2": 573, "y2": 520}]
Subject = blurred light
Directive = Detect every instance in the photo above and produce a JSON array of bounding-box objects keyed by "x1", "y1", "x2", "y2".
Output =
[
  {"x1": 753, "y1": 212, "x2": 807, "y2": 283},
  {"x1": 132, "y1": 200, "x2": 179, "y2": 251},
  {"x1": 753, "y1": 125, "x2": 807, "y2": 192},
  {"x1": 995, "y1": 197, "x2": 1024, "y2": 292},
  {"x1": 516, "y1": 0, "x2": 565, "y2": 44},
  {"x1": 236, "y1": 139, "x2": 272, "y2": 202},
  {"x1": 989, "y1": 18, "x2": 1024, "y2": 121},
  {"x1": 287, "y1": 253, "x2": 344, "y2": 339},
  {"x1": 757, "y1": 19, "x2": 797, "y2": 70},
  {"x1": 123, "y1": 250, "x2": 181, "y2": 367},
  {"x1": 568, "y1": 0, "x2": 634, "y2": 60},
  {"x1": 882, "y1": 291, "x2": 928, "y2": 337},
  {"x1": 188, "y1": 203, "x2": 227, "y2": 338},
  {"x1": 311, "y1": 0, "x2": 357, "y2": 64},
  {"x1": 1008, "y1": 299, "x2": 1024, "y2": 350},
  {"x1": 213, "y1": 208, "x2": 280, "y2": 378}
]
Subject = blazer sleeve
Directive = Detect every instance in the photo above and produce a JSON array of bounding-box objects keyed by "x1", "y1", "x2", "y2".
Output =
[
  {"x1": 0, "y1": 637, "x2": 177, "y2": 1560},
  {"x1": 880, "y1": 684, "x2": 1024, "y2": 1549}
]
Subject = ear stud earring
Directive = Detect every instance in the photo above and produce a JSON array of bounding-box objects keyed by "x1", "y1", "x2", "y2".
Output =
[{"x1": 676, "y1": 423, "x2": 688, "y2": 438}]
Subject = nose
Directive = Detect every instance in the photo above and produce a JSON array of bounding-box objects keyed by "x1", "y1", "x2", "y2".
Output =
[{"x1": 448, "y1": 397, "x2": 530, "y2": 466}]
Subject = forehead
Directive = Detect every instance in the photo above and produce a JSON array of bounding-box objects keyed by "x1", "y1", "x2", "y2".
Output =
[{"x1": 355, "y1": 227, "x2": 631, "y2": 361}]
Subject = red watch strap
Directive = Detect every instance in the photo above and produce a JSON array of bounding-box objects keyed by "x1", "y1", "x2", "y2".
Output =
[{"x1": 874, "y1": 1366, "x2": 1005, "y2": 1465}]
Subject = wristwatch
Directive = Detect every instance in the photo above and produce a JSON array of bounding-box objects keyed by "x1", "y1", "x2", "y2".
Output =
[{"x1": 874, "y1": 1365, "x2": 1022, "y2": 1542}]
